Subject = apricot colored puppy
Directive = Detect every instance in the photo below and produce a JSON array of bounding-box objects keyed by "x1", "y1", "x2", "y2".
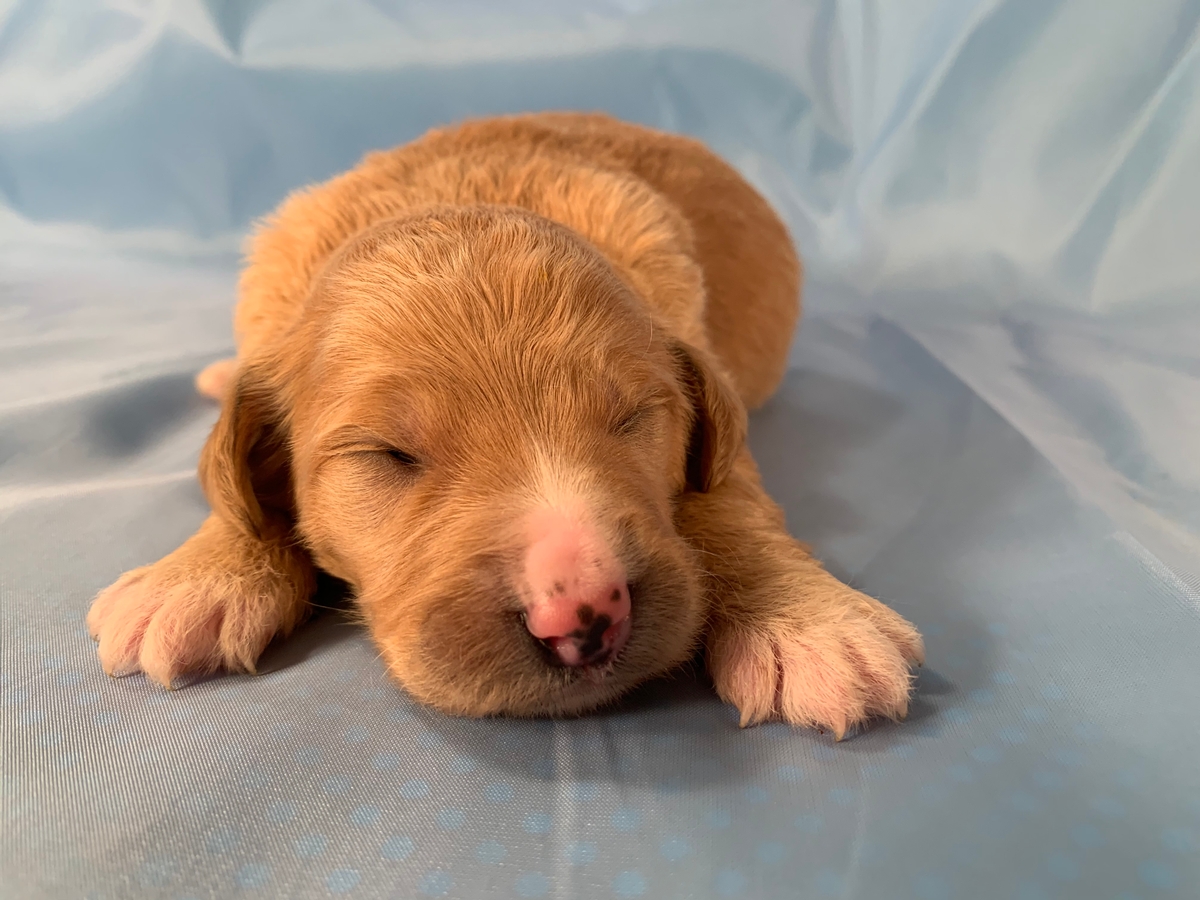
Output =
[{"x1": 88, "y1": 113, "x2": 922, "y2": 737}]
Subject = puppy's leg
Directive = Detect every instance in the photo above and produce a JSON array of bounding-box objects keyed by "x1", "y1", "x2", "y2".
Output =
[
  {"x1": 87, "y1": 514, "x2": 314, "y2": 687},
  {"x1": 677, "y1": 450, "x2": 923, "y2": 738}
]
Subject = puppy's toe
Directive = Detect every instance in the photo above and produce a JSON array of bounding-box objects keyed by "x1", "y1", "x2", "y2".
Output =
[
  {"x1": 87, "y1": 565, "x2": 286, "y2": 687},
  {"x1": 92, "y1": 569, "x2": 160, "y2": 677},
  {"x1": 776, "y1": 618, "x2": 915, "y2": 738},
  {"x1": 710, "y1": 597, "x2": 922, "y2": 738}
]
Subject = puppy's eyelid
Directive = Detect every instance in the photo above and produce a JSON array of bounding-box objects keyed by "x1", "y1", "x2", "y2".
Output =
[
  {"x1": 612, "y1": 398, "x2": 666, "y2": 435},
  {"x1": 614, "y1": 408, "x2": 644, "y2": 434},
  {"x1": 385, "y1": 447, "x2": 420, "y2": 468}
]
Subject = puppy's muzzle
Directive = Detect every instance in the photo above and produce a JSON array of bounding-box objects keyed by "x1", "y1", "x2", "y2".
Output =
[{"x1": 521, "y1": 510, "x2": 632, "y2": 667}]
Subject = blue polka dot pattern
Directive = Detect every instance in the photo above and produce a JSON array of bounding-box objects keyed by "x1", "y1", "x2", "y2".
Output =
[
  {"x1": 1021, "y1": 706, "x2": 1049, "y2": 723},
  {"x1": 475, "y1": 841, "x2": 507, "y2": 865},
  {"x1": 1161, "y1": 827, "x2": 1195, "y2": 853},
  {"x1": 827, "y1": 788, "x2": 855, "y2": 806},
  {"x1": 326, "y1": 869, "x2": 360, "y2": 894},
  {"x1": 795, "y1": 814, "x2": 824, "y2": 833},
  {"x1": 755, "y1": 842, "x2": 785, "y2": 864},
  {"x1": 612, "y1": 870, "x2": 647, "y2": 897},
  {"x1": 743, "y1": 786, "x2": 770, "y2": 804},
  {"x1": 381, "y1": 837, "x2": 414, "y2": 861},
  {"x1": 659, "y1": 837, "x2": 689, "y2": 861},
  {"x1": 706, "y1": 810, "x2": 731, "y2": 829},
  {"x1": 571, "y1": 782, "x2": 599, "y2": 802},
  {"x1": 236, "y1": 863, "x2": 269, "y2": 888},
  {"x1": 515, "y1": 872, "x2": 550, "y2": 898},
  {"x1": 13, "y1": 390, "x2": 1200, "y2": 900},
  {"x1": 400, "y1": 778, "x2": 430, "y2": 799},
  {"x1": 294, "y1": 835, "x2": 327, "y2": 859},
  {"x1": 419, "y1": 869, "x2": 453, "y2": 896},
  {"x1": 611, "y1": 807, "x2": 641, "y2": 831},
  {"x1": 266, "y1": 801, "x2": 296, "y2": 824},
  {"x1": 322, "y1": 775, "x2": 352, "y2": 795},
  {"x1": 565, "y1": 841, "x2": 596, "y2": 865},
  {"x1": 138, "y1": 858, "x2": 176, "y2": 887},
  {"x1": 372, "y1": 752, "x2": 401, "y2": 770},
  {"x1": 350, "y1": 804, "x2": 380, "y2": 826},
  {"x1": 1139, "y1": 860, "x2": 1178, "y2": 890},
  {"x1": 1055, "y1": 748, "x2": 1086, "y2": 768},
  {"x1": 970, "y1": 746, "x2": 1001, "y2": 764},
  {"x1": 943, "y1": 707, "x2": 972, "y2": 725},
  {"x1": 343, "y1": 725, "x2": 369, "y2": 743},
  {"x1": 815, "y1": 870, "x2": 843, "y2": 895},
  {"x1": 714, "y1": 868, "x2": 745, "y2": 897},
  {"x1": 484, "y1": 782, "x2": 514, "y2": 803},
  {"x1": 205, "y1": 828, "x2": 240, "y2": 854},
  {"x1": 997, "y1": 726, "x2": 1028, "y2": 744}
]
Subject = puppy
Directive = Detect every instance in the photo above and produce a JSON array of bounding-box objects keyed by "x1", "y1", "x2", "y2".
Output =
[{"x1": 88, "y1": 113, "x2": 922, "y2": 737}]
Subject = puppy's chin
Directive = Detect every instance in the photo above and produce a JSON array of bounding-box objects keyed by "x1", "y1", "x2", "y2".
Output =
[{"x1": 364, "y1": 559, "x2": 704, "y2": 719}]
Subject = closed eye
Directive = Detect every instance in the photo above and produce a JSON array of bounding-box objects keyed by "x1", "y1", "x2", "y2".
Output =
[
  {"x1": 613, "y1": 406, "x2": 649, "y2": 436},
  {"x1": 385, "y1": 448, "x2": 420, "y2": 468}
]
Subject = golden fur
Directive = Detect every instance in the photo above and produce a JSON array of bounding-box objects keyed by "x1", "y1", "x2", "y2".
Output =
[{"x1": 88, "y1": 113, "x2": 922, "y2": 737}]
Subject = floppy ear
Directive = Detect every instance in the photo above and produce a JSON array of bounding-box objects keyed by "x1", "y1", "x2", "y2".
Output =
[
  {"x1": 198, "y1": 362, "x2": 294, "y2": 541},
  {"x1": 671, "y1": 341, "x2": 748, "y2": 492}
]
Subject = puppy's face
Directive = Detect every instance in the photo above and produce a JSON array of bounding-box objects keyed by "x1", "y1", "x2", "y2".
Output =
[{"x1": 204, "y1": 208, "x2": 744, "y2": 717}]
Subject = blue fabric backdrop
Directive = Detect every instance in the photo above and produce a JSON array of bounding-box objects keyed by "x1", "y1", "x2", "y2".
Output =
[{"x1": 3, "y1": 2, "x2": 1199, "y2": 898}]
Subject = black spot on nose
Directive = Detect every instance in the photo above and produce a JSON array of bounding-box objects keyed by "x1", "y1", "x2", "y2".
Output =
[
  {"x1": 570, "y1": 613, "x2": 612, "y2": 661},
  {"x1": 610, "y1": 588, "x2": 621, "y2": 603},
  {"x1": 553, "y1": 582, "x2": 565, "y2": 595},
  {"x1": 577, "y1": 604, "x2": 595, "y2": 626}
]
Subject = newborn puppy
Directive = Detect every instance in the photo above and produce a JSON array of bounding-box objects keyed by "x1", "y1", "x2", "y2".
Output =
[{"x1": 88, "y1": 113, "x2": 923, "y2": 737}]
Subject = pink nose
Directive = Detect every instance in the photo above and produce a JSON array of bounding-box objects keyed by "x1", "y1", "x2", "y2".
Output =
[{"x1": 522, "y1": 513, "x2": 632, "y2": 667}]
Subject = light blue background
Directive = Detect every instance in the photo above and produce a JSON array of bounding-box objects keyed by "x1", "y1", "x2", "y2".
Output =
[{"x1": 2, "y1": 2, "x2": 1199, "y2": 898}]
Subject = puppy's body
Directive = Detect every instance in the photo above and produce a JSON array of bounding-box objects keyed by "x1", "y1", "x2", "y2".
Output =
[{"x1": 89, "y1": 114, "x2": 922, "y2": 736}]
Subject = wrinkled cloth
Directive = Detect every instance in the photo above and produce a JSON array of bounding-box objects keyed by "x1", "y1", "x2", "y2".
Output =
[{"x1": 2, "y1": 2, "x2": 1199, "y2": 898}]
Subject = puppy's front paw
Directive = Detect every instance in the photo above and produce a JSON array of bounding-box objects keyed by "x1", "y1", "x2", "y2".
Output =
[
  {"x1": 708, "y1": 593, "x2": 924, "y2": 738},
  {"x1": 87, "y1": 563, "x2": 298, "y2": 688}
]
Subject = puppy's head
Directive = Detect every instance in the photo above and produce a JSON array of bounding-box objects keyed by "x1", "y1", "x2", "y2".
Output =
[{"x1": 202, "y1": 207, "x2": 745, "y2": 716}]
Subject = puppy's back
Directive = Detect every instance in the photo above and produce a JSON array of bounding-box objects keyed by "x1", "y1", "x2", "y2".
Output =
[{"x1": 236, "y1": 113, "x2": 799, "y2": 407}]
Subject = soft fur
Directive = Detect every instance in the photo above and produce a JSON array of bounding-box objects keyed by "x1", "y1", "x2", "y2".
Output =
[{"x1": 88, "y1": 113, "x2": 923, "y2": 737}]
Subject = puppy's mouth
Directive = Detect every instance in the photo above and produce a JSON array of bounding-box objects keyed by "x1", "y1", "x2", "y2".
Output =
[{"x1": 533, "y1": 614, "x2": 632, "y2": 676}]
